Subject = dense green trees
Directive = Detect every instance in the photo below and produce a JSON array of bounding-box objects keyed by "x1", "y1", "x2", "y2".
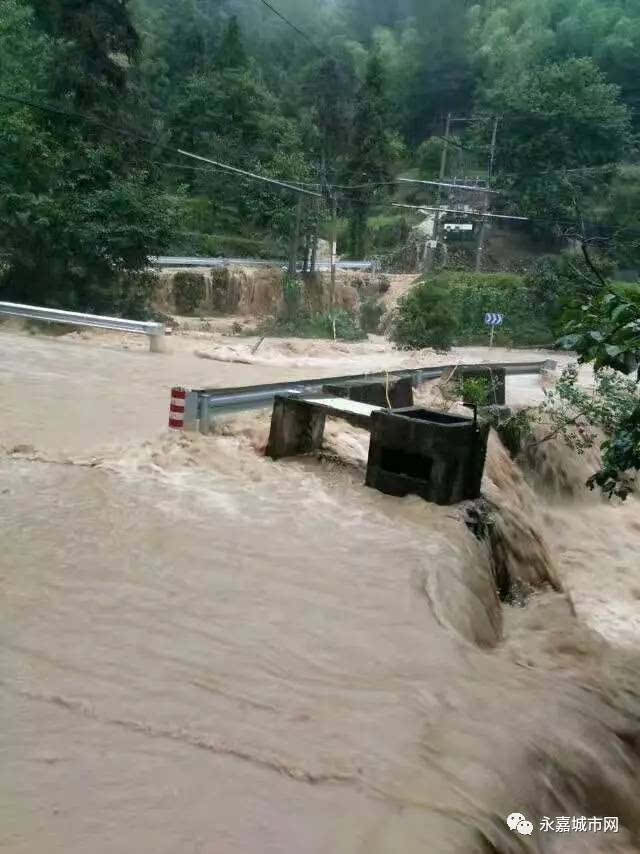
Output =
[
  {"x1": 2, "y1": 0, "x2": 640, "y2": 311},
  {"x1": 30, "y1": 0, "x2": 140, "y2": 106},
  {"x1": 0, "y1": 0, "x2": 174, "y2": 314},
  {"x1": 346, "y1": 52, "x2": 401, "y2": 258},
  {"x1": 483, "y1": 58, "x2": 631, "y2": 219}
]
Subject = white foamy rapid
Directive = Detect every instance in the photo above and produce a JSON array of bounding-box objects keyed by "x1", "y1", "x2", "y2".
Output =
[{"x1": 1, "y1": 328, "x2": 639, "y2": 852}]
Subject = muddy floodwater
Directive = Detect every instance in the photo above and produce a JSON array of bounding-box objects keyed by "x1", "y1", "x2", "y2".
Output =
[{"x1": 1, "y1": 329, "x2": 639, "y2": 853}]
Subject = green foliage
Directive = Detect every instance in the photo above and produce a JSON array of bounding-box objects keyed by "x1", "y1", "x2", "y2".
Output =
[
  {"x1": 0, "y1": 0, "x2": 175, "y2": 316},
  {"x1": 495, "y1": 410, "x2": 533, "y2": 459},
  {"x1": 593, "y1": 406, "x2": 640, "y2": 500},
  {"x1": 346, "y1": 51, "x2": 401, "y2": 258},
  {"x1": 31, "y1": 0, "x2": 140, "y2": 106},
  {"x1": 173, "y1": 272, "x2": 206, "y2": 315},
  {"x1": 416, "y1": 137, "x2": 445, "y2": 179},
  {"x1": 483, "y1": 58, "x2": 631, "y2": 220},
  {"x1": 535, "y1": 365, "x2": 640, "y2": 499},
  {"x1": 217, "y1": 15, "x2": 245, "y2": 70},
  {"x1": 281, "y1": 274, "x2": 304, "y2": 322},
  {"x1": 415, "y1": 135, "x2": 468, "y2": 180},
  {"x1": 442, "y1": 271, "x2": 557, "y2": 347},
  {"x1": 359, "y1": 298, "x2": 385, "y2": 334},
  {"x1": 4, "y1": 0, "x2": 640, "y2": 320},
  {"x1": 392, "y1": 280, "x2": 457, "y2": 351},
  {"x1": 461, "y1": 377, "x2": 491, "y2": 408},
  {"x1": 599, "y1": 167, "x2": 640, "y2": 269},
  {"x1": 308, "y1": 310, "x2": 366, "y2": 342},
  {"x1": 367, "y1": 215, "x2": 412, "y2": 251},
  {"x1": 559, "y1": 290, "x2": 640, "y2": 375},
  {"x1": 523, "y1": 252, "x2": 614, "y2": 333},
  {"x1": 439, "y1": 376, "x2": 493, "y2": 409},
  {"x1": 254, "y1": 275, "x2": 367, "y2": 340},
  {"x1": 165, "y1": 229, "x2": 284, "y2": 260},
  {"x1": 392, "y1": 268, "x2": 589, "y2": 349},
  {"x1": 470, "y1": 0, "x2": 640, "y2": 116},
  {"x1": 259, "y1": 309, "x2": 366, "y2": 342}
]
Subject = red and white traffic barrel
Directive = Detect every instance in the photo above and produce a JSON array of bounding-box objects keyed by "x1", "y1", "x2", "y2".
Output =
[{"x1": 169, "y1": 387, "x2": 187, "y2": 430}]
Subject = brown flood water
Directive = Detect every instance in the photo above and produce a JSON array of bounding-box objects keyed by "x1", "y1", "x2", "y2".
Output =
[{"x1": 1, "y1": 330, "x2": 639, "y2": 853}]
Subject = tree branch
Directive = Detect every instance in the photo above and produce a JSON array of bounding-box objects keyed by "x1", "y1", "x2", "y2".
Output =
[
  {"x1": 566, "y1": 259, "x2": 601, "y2": 292},
  {"x1": 527, "y1": 410, "x2": 592, "y2": 446},
  {"x1": 572, "y1": 194, "x2": 608, "y2": 288},
  {"x1": 580, "y1": 240, "x2": 607, "y2": 288}
]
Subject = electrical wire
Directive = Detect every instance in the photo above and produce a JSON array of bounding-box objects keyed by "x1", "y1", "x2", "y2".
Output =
[
  {"x1": 254, "y1": 0, "x2": 327, "y2": 57},
  {"x1": 2, "y1": 92, "x2": 637, "y2": 235},
  {"x1": 398, "y1": 178, "x2": 500, "y2": 194},
  {"x1": 388, "y1": 201, "x2": 640, "y2": 238},
  {"x1": 392, "y1": 203, "x2": 529, "y2": 222},
  {"x1": 0, "y1": 90, "x2": 321, "y2": 197}
]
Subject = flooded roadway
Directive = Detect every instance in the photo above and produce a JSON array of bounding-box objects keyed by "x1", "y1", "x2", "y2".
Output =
[{"x1": 1, "y1": 328, "x2": 639, "y2": 853}]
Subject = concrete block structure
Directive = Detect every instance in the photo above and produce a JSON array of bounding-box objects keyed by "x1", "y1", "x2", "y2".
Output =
[
  {"x1": 322, "y1": 376, "x2": 414, "y2": 409},
  {"x1": 451, "y1": 365, "x2": 506, "y2": 406},
  {"x1": 266, "y1": 397, "x2": 327, "y2": 460},
  {"x1": 366, "y1": 408, "x2": 490, "y2": 506},
  {"x1": 266, "y1": 395, "x2": 379, "y2": 460}
]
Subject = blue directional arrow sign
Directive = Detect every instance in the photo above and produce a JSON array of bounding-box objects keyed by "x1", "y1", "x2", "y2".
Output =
[{"x1": 484, "y1": 312, "x2": 504, "y2": 327}]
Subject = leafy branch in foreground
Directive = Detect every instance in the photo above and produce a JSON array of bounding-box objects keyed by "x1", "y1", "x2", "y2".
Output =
[
  {"x1": 559, "y1": 290, "x2": 640, "y2": 377},
  {"x1": 554, "y1": 288, "x2": 640, "y2": 498},
  {"x1": 516, "y1": 365, "x2": 640, "y2": 500}
]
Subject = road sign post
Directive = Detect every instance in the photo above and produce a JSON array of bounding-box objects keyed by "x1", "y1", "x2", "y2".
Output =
[{"x1": 484, "y1": 313, "x2": 504, "y2": 348}]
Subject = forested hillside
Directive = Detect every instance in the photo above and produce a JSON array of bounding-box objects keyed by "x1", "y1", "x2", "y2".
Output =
[{"x1": 1, "y1": 0, "x2": 639, "y2": 311}]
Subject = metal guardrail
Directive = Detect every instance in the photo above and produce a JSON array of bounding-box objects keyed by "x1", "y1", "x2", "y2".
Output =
[
  {"x1": 181, "y1": 360, "x2": 554, "y2": 432},
  {"x1": 152, "y1": 256, "x2": 376, "y2": 272},
  {"x1": 0, "y1": 301, "x2": 167, "y2": 352}
]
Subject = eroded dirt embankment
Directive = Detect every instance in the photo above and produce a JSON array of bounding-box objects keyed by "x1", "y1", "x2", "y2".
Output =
[{"x1": 156, "y1": 265, "x2": 394, "y2": 318}]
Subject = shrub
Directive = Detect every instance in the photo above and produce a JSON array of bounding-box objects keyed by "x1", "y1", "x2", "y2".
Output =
[
  {"x1": 173, "y1": 272, "x2": 206, "y2": 315},
  {"x1": 257, "y1": 309, "x2": 366, "y2": 342},
  {"x1": 437, "y1": 270, "x2": 558, "y2": 347},
  {"x1": 281, "y1": 274, "x2": 304, "y2": 321},
  {"x1": 392, "y1": 280, "x2": 457, "y2": 351},
  {"x1": 438, "y1": 376, "x2": 494, "y2": 410},
  {"x1": 309, "y1": 310, "x2": 365, "y2": 341},
  {"x1": 360, "y1": 298, "x2": 385, "y2": 334},
  {"x1": 115, "y1": 271, "x2": 160, "y2": 319},
  {"x1": 367, "y1": 215, "x2": 412, "y2": 251},
  {"x1": 461, "y1": 377, "x2": 492, "y2": 407}
]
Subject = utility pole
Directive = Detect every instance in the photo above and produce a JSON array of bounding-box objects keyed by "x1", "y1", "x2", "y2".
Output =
[
  {"x1": 330, "y1": 191, "x2": 338, "y2": 314},
  {"x1": 288, "y1": 196, "x2": 304, "y2": 275},
  {"x1": 310, "y1": 207, "x2": 319, "y2": 274},
  {"x1": 475, "y1": 116, "x2": 499, "y2": 273},
  {"x1": 424, "y1": 112, "x2": 451, "y2": 273}
]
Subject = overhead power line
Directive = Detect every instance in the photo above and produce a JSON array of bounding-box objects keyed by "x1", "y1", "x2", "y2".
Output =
[
  {"x1": 392, "y1": 203, "x2": 529, "y2": 222},
  {"x1": 176, "y1": 149, "x2": 320, "y2": 196},
  {"x1": 0, "y1": 90, "x2": 159, "y2": 146},
  {"x1": 0, "y1": 90, "x2": 320, "y2": 197},
  {"x1": 398, "y1": 178, "x2": 500, "y2": 194},
  {"x1": 254, "y1": 0, "x2": 326, "y2": 56},
  {"x1": 391, "y1": 202, "x2": 640, "y2": 237}
]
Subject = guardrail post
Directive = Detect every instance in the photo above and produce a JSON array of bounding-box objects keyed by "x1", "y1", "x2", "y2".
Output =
[
  {"x1": 149, "y1": 330, "x2": 167, "y2": 353},
  {"x1": 199, "y1": 396, "x2": 212, "y2": 435},
  {"x1": 169, "y1": 388, "x2": 199, "y2": 431}
]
